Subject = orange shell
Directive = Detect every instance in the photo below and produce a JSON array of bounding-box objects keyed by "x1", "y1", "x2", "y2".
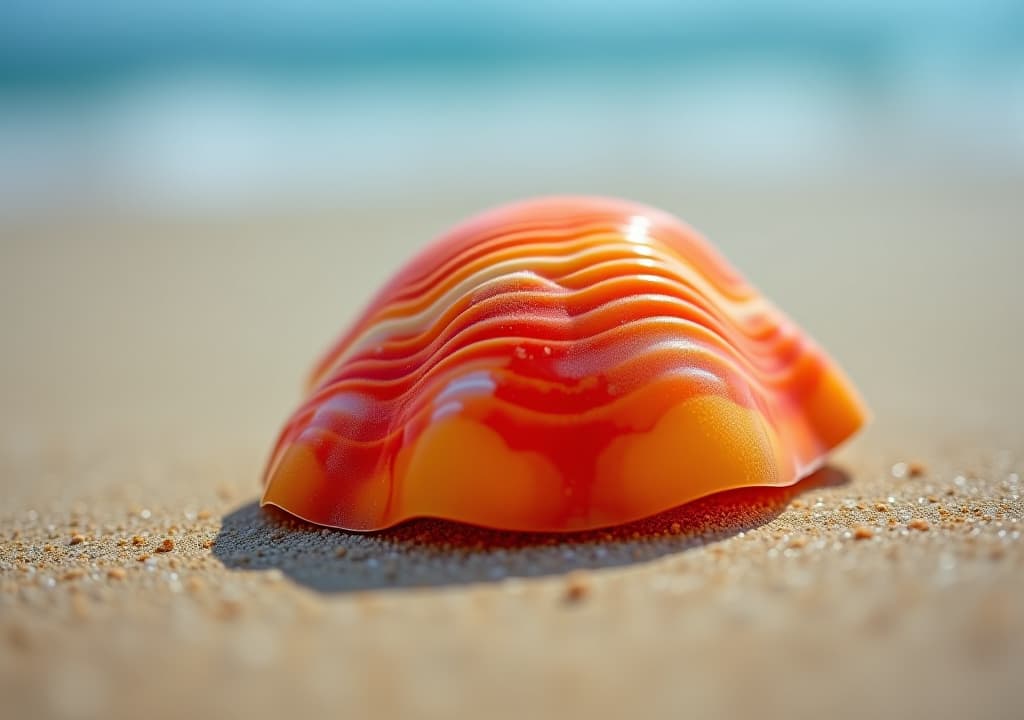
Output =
[{"x1": 262, "y1": 196, "x2": 867, "y2": 532}]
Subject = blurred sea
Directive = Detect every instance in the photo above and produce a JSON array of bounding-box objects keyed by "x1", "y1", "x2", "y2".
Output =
[{"x1": 1, "y1": 0, "x2": 1022, "y2": 214}]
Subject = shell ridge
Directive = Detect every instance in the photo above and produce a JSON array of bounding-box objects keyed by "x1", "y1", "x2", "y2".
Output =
[
  {"x1": 308, "y1": 224, "x2": 757, "y2": 388},
  {"x1": 311, "y1": 251, "x2": 775, "y2": 390}
]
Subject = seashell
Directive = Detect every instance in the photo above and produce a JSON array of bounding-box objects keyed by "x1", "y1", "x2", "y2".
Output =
[{"x1": 262, "y1": 196, "x2": 867, "y2": 532}]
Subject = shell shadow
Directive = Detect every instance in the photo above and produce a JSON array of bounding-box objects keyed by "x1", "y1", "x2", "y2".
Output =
[{"x1": 213, "y1": 466, "x2": 848, "y2": 593}]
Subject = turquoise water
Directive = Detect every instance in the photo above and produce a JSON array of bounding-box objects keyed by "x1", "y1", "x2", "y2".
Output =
[
  {"x1": 0, "y1": 1, "x2": 1021, "y2": 212},
  {"x1": 2, "y1": 1, "x2": 1021, "y2": 90}
]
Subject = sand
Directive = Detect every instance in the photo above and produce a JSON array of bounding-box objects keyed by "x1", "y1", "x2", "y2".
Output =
[{"x1": 2, "y1": 179, "x2": 1023, "y2": 719}]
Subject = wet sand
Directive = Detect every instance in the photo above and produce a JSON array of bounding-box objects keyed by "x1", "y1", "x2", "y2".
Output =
[{"x1": 1, "y1": 179, "x2": 1023, "y2": 719}]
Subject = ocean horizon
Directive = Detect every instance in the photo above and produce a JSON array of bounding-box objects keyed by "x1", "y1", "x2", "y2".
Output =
[{"x1": 1, "y1": 0, "x2": 1021, "y2": 214}]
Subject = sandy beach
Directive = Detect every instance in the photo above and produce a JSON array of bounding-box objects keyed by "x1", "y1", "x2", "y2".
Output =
[{"x1": 2, "y1": 178, "x2": 1023, "y2": 719}]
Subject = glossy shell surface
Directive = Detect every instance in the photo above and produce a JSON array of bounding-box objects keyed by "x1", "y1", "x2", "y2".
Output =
[{"x1": 262, "y1": 196, "x2": 867, "y2": 531}]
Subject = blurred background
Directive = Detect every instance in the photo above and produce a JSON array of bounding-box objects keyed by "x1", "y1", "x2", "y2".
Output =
[
  {"x1": 1, "y1": 1, "x2": 1022, "y2": 450},
  {"x1": 0, "y1": 0, "x2": 1019, "y2": 213},
  {"x1": 1, "y1": 0, "x2": 1022, "y2": 212}
]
